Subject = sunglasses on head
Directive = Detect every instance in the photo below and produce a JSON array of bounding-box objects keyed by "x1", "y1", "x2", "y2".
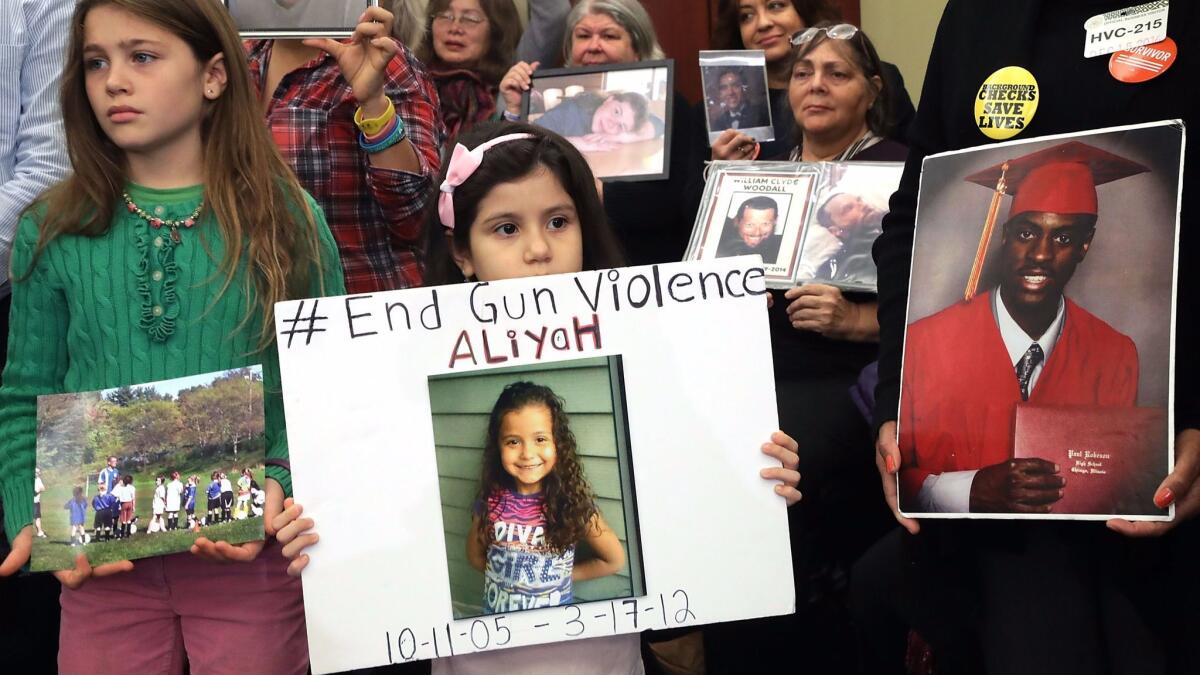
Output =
[{"x1": 790, "y1": 23, "x2": 859, "y2": 46}]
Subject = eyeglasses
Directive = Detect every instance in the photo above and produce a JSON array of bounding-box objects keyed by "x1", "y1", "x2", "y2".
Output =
[
  {"x1": 789, "y1": 23, "x2": 859, "y2": 46},
  {"x1": 433, "y1": 10, "x2": 487, "y2": 27}
]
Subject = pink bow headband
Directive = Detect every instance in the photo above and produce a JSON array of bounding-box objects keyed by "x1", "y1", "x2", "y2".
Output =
[{"x1": 438, "y1": 133, "x2": 536, "y2": 229}]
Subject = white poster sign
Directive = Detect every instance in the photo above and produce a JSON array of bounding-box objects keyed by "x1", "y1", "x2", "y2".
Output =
[{"x1": 276, "y1": 258, "x2": 795, "y2": 673}]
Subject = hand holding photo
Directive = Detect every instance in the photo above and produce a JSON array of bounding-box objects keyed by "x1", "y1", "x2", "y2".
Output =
[
  {"x1": 32, "y1": 367, "x2": 269, "y2": 571},
  {"x1": 897, "y1": 121, "x2": 1184, "y2": 520},
  {"x1": 225, "y1": 0, "x2": 376, "y2": 38},
  {"x1": 688, "y1": 161, "x2": 901, "y2": 291},
  {"x1": 699, "y1": 50, "x2": 773, "y2": 144},
  {"x1": 687, "y1": 161, "x2": 821, "y2": 285},
  {"x1": 275, "y1": 259, "x2": 794, "y2": 672},
  {"x1": 522, "y1": 60, "x2": 673, "y2": 181}
]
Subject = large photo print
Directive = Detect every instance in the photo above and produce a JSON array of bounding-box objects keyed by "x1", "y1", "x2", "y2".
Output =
[
  {"x1": 897, "y1": 121, "x2": 1184, "y2": 520},
  {"x1": 32, "y1": 367, "x2": 268, "y2": 571}
]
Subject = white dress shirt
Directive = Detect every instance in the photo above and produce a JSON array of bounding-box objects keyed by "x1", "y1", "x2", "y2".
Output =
[
  {"x1": 915, "y1": 288, "x2": 1066, "y2": 513},
  {"x1": 1, "y1": 1, "x2": 72, "y2": 293}
]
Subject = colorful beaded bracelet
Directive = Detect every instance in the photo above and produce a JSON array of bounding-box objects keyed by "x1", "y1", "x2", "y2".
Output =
[{"x1": 359, "y1": 114, "x2": 406, "y2": 154}]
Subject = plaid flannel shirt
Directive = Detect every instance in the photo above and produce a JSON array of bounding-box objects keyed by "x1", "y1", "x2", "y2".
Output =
[{"x1": 247, "y1": 40, "x2": 444, "y2": 294}]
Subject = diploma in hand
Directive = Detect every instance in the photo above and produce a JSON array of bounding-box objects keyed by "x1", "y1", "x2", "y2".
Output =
[{"x1": 1013, "y1": 404, "x2": 1168, "y2": 517}]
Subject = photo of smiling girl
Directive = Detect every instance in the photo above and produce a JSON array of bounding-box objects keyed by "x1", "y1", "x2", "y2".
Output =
[{"x1": 467, "y1": 381, "x2": 625, "y2": 614}]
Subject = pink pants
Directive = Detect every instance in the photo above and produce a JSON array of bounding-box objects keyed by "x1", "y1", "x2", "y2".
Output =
[{"x1": 58, "y1": 539, "x2": 307, "y2": 675}]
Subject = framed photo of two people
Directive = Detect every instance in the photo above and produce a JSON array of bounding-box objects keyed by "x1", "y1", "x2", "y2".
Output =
[
  {"x1": 897, "y1": 121, "x2": 1185, "y2": 521},
  {"x1": 685, "y1": 160, "x2": 903, "y2": 292}
]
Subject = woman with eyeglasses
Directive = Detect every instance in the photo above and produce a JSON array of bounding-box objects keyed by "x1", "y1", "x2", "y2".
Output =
[
  {"x1": 711, "y1": 0, "x2": 914, "y2": 159},
  {"x1": 416, "y1": 0, "x2": 522, "y2": 145},
  {"x1": 498, "y1": 0, "x2": 704, "y2": 267},
  {"x1": 701, "y1": 19, "x2": 908, "y2": 673}
]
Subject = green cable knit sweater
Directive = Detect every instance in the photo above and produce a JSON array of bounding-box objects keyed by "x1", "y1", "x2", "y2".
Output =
[{"x1": 0, "y1": 183, "x2": 346, "y2": 541}]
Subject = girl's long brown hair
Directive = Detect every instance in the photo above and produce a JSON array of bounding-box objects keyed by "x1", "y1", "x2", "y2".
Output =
[
  {"x1": 475, "y1": 382, "x2": 598, "y2": 554},
  {"x1": 32, "y1": 0, "x2": 324, "y2": 347}
]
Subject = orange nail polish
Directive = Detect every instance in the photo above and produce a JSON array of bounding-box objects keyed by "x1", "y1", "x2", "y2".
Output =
[
  {"x1": 1154, "y1": 487, "x2": 1174, "y2": 509},
  {"x1": 885, "y1": 455, "x2": 896, "y2": 473}
]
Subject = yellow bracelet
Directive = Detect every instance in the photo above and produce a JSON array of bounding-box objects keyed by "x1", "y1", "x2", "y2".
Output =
[{"x1": 354, "y1": 98, "x2": 396, "y2": 137}]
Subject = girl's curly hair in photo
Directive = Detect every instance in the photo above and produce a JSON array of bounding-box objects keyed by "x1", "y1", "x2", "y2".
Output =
[{"x1": 475, "y1": 382, "x2": 598, "y2": 554}]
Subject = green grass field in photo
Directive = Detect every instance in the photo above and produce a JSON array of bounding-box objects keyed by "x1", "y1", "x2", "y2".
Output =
[
  {"x1": 32, "y1": 452, "x2": 266, "y2": 572},
  {"x1": 31, "y1": 516, "x2": 263, "y2": 572}
]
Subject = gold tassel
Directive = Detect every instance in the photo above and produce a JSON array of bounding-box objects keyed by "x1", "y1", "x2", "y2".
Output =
[{"x1": 964, "y1": 162, "x2": 1009, "y2": 301}]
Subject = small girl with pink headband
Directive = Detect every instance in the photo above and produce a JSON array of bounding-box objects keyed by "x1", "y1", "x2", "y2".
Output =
[{"x1": 272, "y1": 122, "x2": 802, "y2": 673}]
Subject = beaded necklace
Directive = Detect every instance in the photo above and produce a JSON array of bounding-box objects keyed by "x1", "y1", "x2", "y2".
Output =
[{"x1": 122, "y1": 191, "x2": 204, "y2": 244}]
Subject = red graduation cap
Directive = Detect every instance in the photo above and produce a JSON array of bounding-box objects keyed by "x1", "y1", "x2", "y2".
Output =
[{"x1": 959, "y1": 141, "x2": 1149, "y2": 300}]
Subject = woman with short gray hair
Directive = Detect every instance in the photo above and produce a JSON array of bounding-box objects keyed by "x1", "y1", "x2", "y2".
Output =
[
  {"x1": 498, "y1": 0, "x2": 703, "y2": 268},
  {"x1": 561, "y1": 0, "x2": 664, "y2": 64}
]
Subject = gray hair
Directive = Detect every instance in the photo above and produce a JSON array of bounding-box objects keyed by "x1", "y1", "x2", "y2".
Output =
[
  {"x1": 563, "y1": 0, "x2": 665, "y2": 65},
  {"x1": 382, "y1": 0, "x2": 424, "y2": 49}
]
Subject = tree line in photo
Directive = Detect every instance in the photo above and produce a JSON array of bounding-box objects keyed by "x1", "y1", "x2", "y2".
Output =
[{"x1": 37, "y1": 367, "x2": 265, "y2": 474}]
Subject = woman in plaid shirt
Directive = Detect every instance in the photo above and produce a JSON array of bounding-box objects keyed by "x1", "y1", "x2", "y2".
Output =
[{"x1": 248, "y1": 3, "x2": 445, "y2": 293}]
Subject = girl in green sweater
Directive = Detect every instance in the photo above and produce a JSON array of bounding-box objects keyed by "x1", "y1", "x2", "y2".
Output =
[{"x1": 0, "y1": 0, "x2": 344, "y2": 671}]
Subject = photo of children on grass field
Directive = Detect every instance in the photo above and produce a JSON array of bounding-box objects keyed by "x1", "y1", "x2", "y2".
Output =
[{"x1": 31, "y1": 367, "x2": 268, "y2": 572}]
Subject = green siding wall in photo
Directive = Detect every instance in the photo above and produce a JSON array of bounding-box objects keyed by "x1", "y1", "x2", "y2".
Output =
[{"x1": 429, "y1": 357, "x2": 643, "y2": 618}]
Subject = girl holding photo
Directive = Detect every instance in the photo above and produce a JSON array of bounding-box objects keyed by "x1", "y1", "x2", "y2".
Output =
[
  {"x1": 0, "y1": 0, "x2": 344, "y2": 671},
  {"x1": 274, "y1": 122, "x2": 802, "y2": 673},
  {"x1": 468, "y1": 381, "x2": 624, "y2": 614}
]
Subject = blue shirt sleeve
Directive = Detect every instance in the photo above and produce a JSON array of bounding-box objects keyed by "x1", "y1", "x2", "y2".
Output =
[{"x1": 0, "y1": 1, "x2": 72, "y2": 289}]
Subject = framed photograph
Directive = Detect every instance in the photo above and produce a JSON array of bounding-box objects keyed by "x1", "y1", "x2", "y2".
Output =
[
  {"x1": 794, "y1": 162, "x2": 902, "y2": 291},
  {"x1": 225, "y1": 0, "x2": 376, "y2": 39},
  {"x1": 897, "y1": 121, "x2": 1184, "y2": 521},
  {"x1": 31, "y1": 367, "x2": 268, "y2": 572},
  {"x1": 429, "y1": 356, "x2": 645, "y2": 620},
  {"x1": 686, "y1": 161, "x2": 820, "y2": 286},
  {"x1": 687, "y1": 161, "x2": 902, "y2": 290},
  {"x1": 699, "y1": 50, "x2": 774, "y2": 144},
  {"x1": 522, "y1": 60, "x2": 674, "y2": 182}
]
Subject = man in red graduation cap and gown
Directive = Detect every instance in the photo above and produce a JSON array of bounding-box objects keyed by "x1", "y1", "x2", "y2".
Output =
[{"x1": 898, "y1": 141, "x2": 1145, "y2": 514}]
